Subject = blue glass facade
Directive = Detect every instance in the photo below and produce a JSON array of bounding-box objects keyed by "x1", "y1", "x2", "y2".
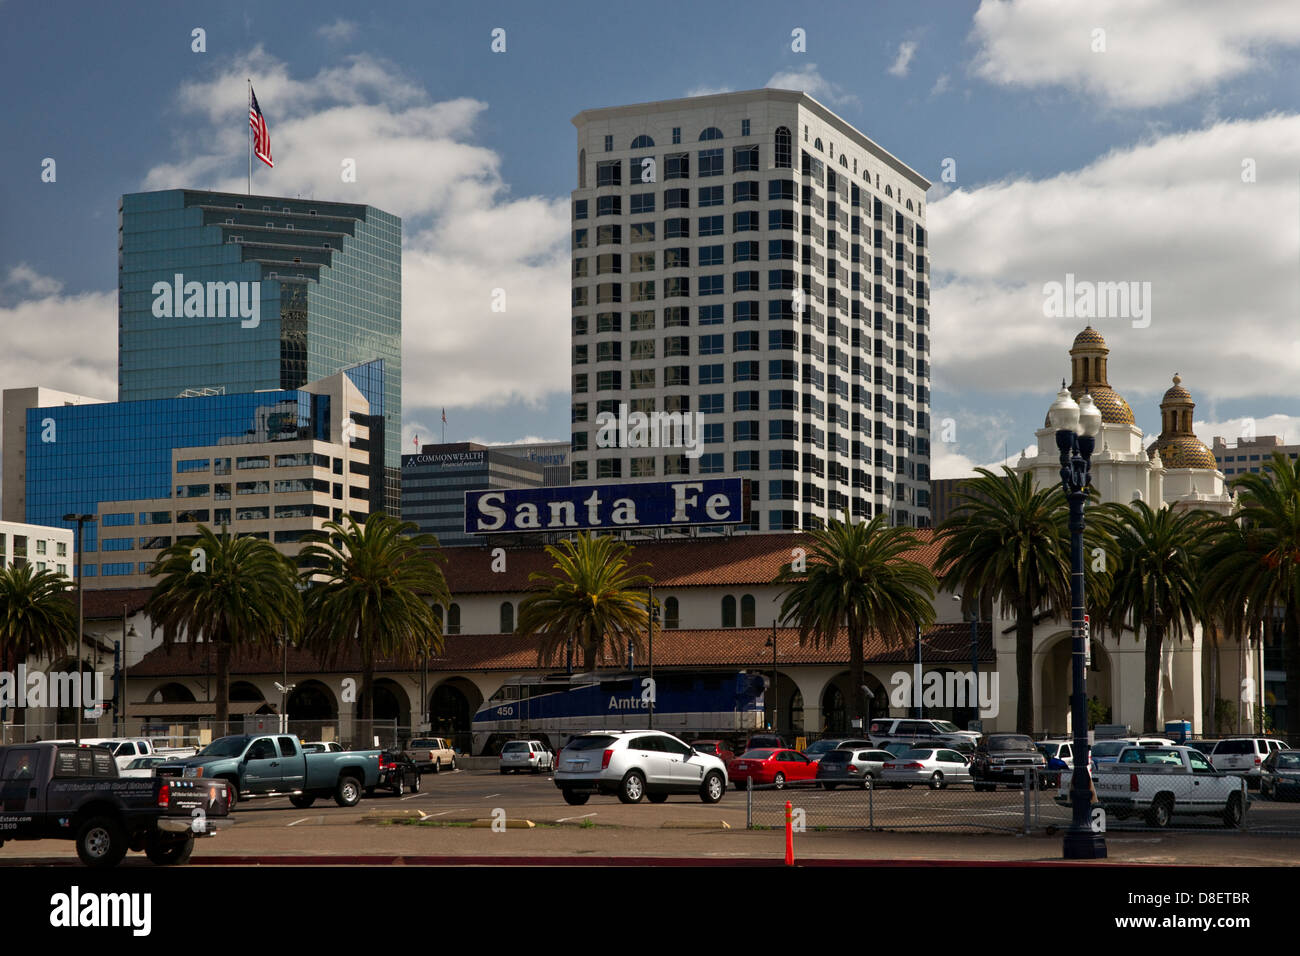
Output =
[
  {"x1": 25, "y1": 390, "x2": 329, "y2": 556},
  {"x1": 118, "y1": 189, "x2": 401, "y2": 513}
]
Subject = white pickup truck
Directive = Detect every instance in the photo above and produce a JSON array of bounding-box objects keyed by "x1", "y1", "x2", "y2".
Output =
[{"x1": 1056, "y1": 745, "x2": 1247, "y2": 828}]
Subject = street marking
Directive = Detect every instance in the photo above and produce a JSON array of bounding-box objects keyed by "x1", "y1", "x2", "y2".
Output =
[
  {"x1": 286, "y1": 817, "x2": 311, "y2": 827},
  {"x1": 428, "y1": 808, "x2": 467, "y2": 816},
  {"x1": 400, "y1": 793, "x2": 424, "y2": 801},
  {"x1": 483, "y1": 793, "x2": 501, "y2": 799},
  {"x1": 557, "y1": 812, "x2": 597, "y2": 823}
]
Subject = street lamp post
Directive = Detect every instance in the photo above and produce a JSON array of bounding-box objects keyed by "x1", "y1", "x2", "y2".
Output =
[
  {"x1": 953, "y1": 593, "x2": 980, "y2": 728},
  {"x1": 647, "y1": 585, "x2": 655, "y2": 729},
  {"x1": 120, "y1": 604, "x2": 137, "y2": 737},
  {"x1": 1049, "y1": 382, "x2": 1107, "y2": 860},
  {"x1": 765, "y1": 622, "x2": 778, "y2": 733},
  {"x1": 63, "y1": 513, "x2": 96, "y2": 746}
]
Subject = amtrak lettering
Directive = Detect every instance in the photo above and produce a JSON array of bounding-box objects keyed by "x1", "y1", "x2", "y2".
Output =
[{"x1": 465, "y1": 478, "x2": 745, "y2": 534}]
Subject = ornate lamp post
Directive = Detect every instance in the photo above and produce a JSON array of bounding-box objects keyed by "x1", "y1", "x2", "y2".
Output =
[
  {"x1": 1049, "y1": 383, "x2": 1107, "y2": 859},
  {"x1": 63, "y1": 513, "x2": 96, "y2": 746}
]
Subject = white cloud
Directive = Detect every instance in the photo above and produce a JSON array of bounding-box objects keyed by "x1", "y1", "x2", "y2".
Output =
[
  {"x1": 143, "y1": 51, "x2": 572, "y2": 420},
  {"x1": 0, "y1": 272, "x2": 116, "y2": 399},
  {"x1": 931, "y1": 437, "x2": 1034, "y2": 480},
  {"x1": 766, "y1": 64, "x2": 858, "y2": 108},
  {"x1": 970, "y1": 0, "x2": 1300, "y2": 108},
  {"x1": 317, "y1": 19, "x2": 356, "y2": 43},
  {"x1": 1195, "y1": 414, "x2": 1300, "y2": 452},
  {"x1": 931, "y1": 72, "x2": 951, "y2": 96},
  {"x1": 685, "y1": 84, "x2": 734, "y2": 98},
  {"x1": 927, "y1": 113, "x2": 1300, "y2": 409},
  {"x1": 889, "y1": 41, "x2": 918, "y2": 77}
]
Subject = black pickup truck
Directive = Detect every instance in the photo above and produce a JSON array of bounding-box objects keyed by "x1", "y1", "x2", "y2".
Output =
[{"x1": 0, "y1": 742, "x2": 232, "y2": 866}]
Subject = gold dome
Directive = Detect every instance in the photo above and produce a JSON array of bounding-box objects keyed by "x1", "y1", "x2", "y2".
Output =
[
  {"x1": 1150, "y1": 437, "x2": 1218, "y2": 470},
  {"x1": 1072, "y1": 326, "x2": 1108, "y2": 350},
  {"x1": 1044, "y1": 327, "x2": 1136, "y2": 426},
  {"x1": 1149, "y1": 374, "x2": 1218, "y2": 470},
  {"x1": 1084, "y1": 386, "x2": 1136, "y2": 425},
  {"x1": 1162, "y1": 372, "x2": 1191, "y2": 404}
]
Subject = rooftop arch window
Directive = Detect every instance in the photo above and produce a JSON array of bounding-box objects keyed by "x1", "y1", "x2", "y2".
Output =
[
  {"x1": 699, "y1": 126, "x2": 724, "y2": 141},
  {"x1": 774, "y1": 126, "x2": 792, "y2": 169},
  {"x1": 631, "y1": 134, "x2": 655, "y2": 149},
  {"x1": 814, "y1": 137, "x2": 824, "y2": 152}
]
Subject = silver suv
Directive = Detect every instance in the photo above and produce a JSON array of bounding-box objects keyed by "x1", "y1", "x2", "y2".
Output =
[
  {"x1": 554, "y1": 730, "x2": 728, "y2": 806},
  {"x1": 868, "y1": 718, "x2": 981, "y2": 749}
]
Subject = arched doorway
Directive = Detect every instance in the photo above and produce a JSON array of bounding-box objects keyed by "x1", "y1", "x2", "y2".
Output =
[
  {"x1": 287, "y1": 679, "x2": 337, "y2": 720},
  {"x1": 358, "y1": 678, "x2": 409, "y2": 723},
  {"x1": 429, "y1": 677, "x2": 482, "y2": 740},
  {"x1": 1039, "y1": 633, "x2": 1112, "y2": 734},
  {"x1": 820, "y1": 671, "x2": 888, "y2": 733},
  {"x1": 229, "y1": 681, "x2": 264, "y2": 703}
]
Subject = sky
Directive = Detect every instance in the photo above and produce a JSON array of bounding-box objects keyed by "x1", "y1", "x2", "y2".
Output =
[{"x1": 2, "y1": 0, "x2": 1299, "y2": 478}]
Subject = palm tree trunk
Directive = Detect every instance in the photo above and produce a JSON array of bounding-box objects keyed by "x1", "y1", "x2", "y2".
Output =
[
  {"x1": 1143, "y1": 623, "x2": 1164, "y2": 733},
  {"x1": 1015, "y1": 598, "x2": 1034, "y2": 735},
  {"x1": 849, "y1": 625, "x2": 866, "y2": 727},
  {"x1": 582, "y1": 623, "x2": 598, "y2": 671},
  {"x1": 1286, "y1": 601, "x2": 1300, "y2": 742},
  {"x1": 215, "y1": 643, "x2": 231, "y2": 732},
  {"x1": 359, "y1": 654, "x2": 374, "y2": 723}
]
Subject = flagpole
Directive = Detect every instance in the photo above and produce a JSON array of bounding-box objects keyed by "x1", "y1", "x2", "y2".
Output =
[{"x1": 247, "y1": 79, "x2": 252, "y2": 195}]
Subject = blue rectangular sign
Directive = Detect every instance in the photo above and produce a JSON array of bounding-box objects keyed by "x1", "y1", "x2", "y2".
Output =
[{"x1": 465, "y1": 478, "x2": 745, "y2": 534}]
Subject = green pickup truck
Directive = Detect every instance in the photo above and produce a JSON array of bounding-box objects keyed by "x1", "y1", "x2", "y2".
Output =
[{"x1": 156, "y1": 734, "x2": 381, "y2": 809}]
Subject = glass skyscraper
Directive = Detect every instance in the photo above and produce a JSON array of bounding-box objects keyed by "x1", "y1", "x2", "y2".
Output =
[{"x1": 117, "y1": 189, "x2": 402, "y2": 514}]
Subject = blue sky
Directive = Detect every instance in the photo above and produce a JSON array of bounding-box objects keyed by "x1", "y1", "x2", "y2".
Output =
[{"x1": 3, "y1": 0, "x2": 1300, "y2": 477}]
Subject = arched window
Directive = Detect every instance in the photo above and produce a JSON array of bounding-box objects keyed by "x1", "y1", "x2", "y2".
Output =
[
  {"x1": 630, "y1": 134, "x2": 655, "y2": 149},
  {"x1": 664, "y1": 596, "x2": 680, "y2": 629},
  {"x1": 432, "y1": 604, "x2": 444, "y2": 629},
  {"x1": 721, "y1": 595, "x2": 737, "y2": 628},
  {"x1": 578, "y1": 149, "x2": 586, "y2": 189},
  {"x1": 699, "y1": 126, "x2": 724, "y2": 141},
  {"x1": 839, "y1": 154, "x2": 848, "y2": 167},
  {"x1": 447, "y1": 603, "x2": 461, "y2": 635},
  {"x1": 852, "y1": 158, "x2": 857, "y2": 173},
  {"x1": 500, "y1": 601, "x2": 514, "y2": 633},
  {"x1": 906, "y1": 199, "x2": 914, "y2": 211},
  {"x1": 740, "y1": 594, "x2": 756, "y2": 627},
  {"x1": 774, "y1": 126, "x2": 792, "y2": 169},
  {"x1": 814, "y1": 137, "x2": 824, "y2": 152},
  {"x1": 885, "y1": 184, "x2": 893, "y2": 198}
]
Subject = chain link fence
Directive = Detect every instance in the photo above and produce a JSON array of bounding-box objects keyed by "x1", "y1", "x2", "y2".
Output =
[
  {"x1": 2, "y1": 717, "x2": 402, "y2": 752},
  {"x1": 743, "y1": 770, "x2": 1300, "y2": 835}
]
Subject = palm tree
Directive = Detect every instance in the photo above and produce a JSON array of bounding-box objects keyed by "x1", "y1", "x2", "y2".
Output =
[
  {"x1": 1200, "y1": 451, "x2": 1300, "y2": 741},
  {"x1": 516, "y1": 533, "x2": 654, "y2": 671},
  {"x1": 774, "y1": 513, "x2": 937, "y2": 728},
  {"x1": 298, "y1": 514, "x2": 449, "y2": 723},
  {"x1": 0, "y1": 563, "x2": 78, "y2": 732},
  {"x1": 147, "y1": 525, "x2": 302, "y2": 728},
  {"x1": 1093, "y1": 500, "x2": 1208, "y2": 733},
  {"x1": 936, "y1": 467, "x2": 1109, "y2": 735}
]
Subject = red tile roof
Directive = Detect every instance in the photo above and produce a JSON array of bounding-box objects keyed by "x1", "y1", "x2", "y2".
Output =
[{"x1": 127, "y1": 620, "x2": 990, "y2": 678}]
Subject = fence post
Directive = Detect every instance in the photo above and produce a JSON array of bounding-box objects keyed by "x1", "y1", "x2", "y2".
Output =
[
  {"x1": 1022, "y1": 768, "x2": 1032, "y2": 833},
  {"x1": 746, "y1": 778, "x2": 752, "y2": 829},
  {"x1": 868, "y1": 777, "x2": 874, "y2": 830}
]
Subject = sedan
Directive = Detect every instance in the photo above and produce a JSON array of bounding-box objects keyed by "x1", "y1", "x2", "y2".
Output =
[
  {"x1": 803, "y1": 738, "x2": 873, "y2": 764},
  {"x1": 119, "y1": 755, "x2": 170, "y2": 778},
  {"x1": 1261, "y1": 750, "x2": 1300, "y2": 800},
  {"x1": 727, "y1": 749, "x2": 818, "y2": 790},
  {"x1": 881, "y1": 749, "x2": 973, "y2": 790},
  {"x1": 816, "y1": 749, "x2": 895, "y2": 789}
]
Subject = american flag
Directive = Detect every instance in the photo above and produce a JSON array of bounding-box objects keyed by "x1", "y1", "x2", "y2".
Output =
[
  {"x1": 249, "y1": 87, "x2": 273, "y2": 168},
  {"x1": 441, "y1": 408, "x2": 447, "y2": 425}
]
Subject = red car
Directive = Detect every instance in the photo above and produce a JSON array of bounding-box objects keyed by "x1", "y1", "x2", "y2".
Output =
[
  {"x1": 727, "y1": 749, "x2": 818, "y2": 789},
  {"x1": 692, "y1": 740, "x2": 735, "y2": 765}
]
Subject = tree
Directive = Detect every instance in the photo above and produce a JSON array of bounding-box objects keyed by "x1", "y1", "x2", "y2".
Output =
[
  {"x1": 516, "y1": 533, "x2": 654, "y2": 671},
  {"x1": 774, "y1": 513, "x2": 937, "y2": 728},
  {"x1": 0, "y1": 564, "x2": 78, "y2": 731},
  {"x1": 146, "y1": 525, "x2": 301, "y2": 727},
  {"x1": 1093, "y1": 500, "x2": 1208, "y2": 733},
  {"x1": 936, "y1": 467, "x2": 1108, "y2": 735},
  {"x1": 298, "y1": 514, "x2": 449, "y2": 722},
  {"x1": 1200, "y1": 451, "x2": 1300, "y2": 741}
]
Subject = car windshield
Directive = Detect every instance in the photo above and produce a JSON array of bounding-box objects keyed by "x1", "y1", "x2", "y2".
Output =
[
  {"x1": 410, "y1": 739, "x2": 439, "y2": 748},
  {"x1": 805, "y1": 740, "x2": 839, "y2": 754},
  {"x1": 820, "y1": 751, "x2": 850, "y2": 763},
  {"x1": 565, "y1": 735, "x2": 617, "y2": 752},
  {"x1": 1276, "y1": 754, "x2": 1300, "y2": 770},
  {"x1": 1037, "y1": 744, "x2": 1059, "y2": 757},
  {"x1": 125, "y1": 757, "x2": 155, "y2": 769},
  {"x1": 502, "y1": 742, "x2": 530, "y2": 753},
  {"x1": 693, "y1": 743, "x2": 718, "y2": 753},
  {"x1": 932, "y1": 721, "x2": 961, "y2": 733},
  {"x1": 1092, "y1": 742, "x2": 1127, "y2": 757},
  {"x1": 989, "y1": 737, "x2": 1035, "y2": 752},
  {"x1": 741, "y1": 750, "x2": 775, "y2": 759},
  {"x1": 899, "y1": 750, "x2": 934, "y2": 760},
  {"x1": 197, "y1": 736, "x2": 250, "y2": 757}
]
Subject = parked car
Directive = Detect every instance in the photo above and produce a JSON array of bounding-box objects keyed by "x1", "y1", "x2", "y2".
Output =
[
  {"x1": 882, "y1": 748, "x2": 973, "y2": 790},
  {"x1": 1185, "y1": 739, "x2": 1216, "y2": 757},
  {"x1": 118, "y1": 755, "x2": 171, "y2": 778},
  {"x1": 912, "y1": 737, "x2": 975, "y2": 757},
  {"x1": 44, "y1": 737, "x2": 196, "y2": 770},
  {"x1": 691, "y1": 739, "x2": 736, "y2": 765},
  {"x1": 1260, "y1": 750, "x2": 1300, "y2": 800},
  {"x1": 727, "y1": 748, "x2": 818, "y2": 790},
  {"x1": 1059, "y1": 745, "x2": 1247, "y2": 827},
  {"x1": 1088, "y1": 737, "x2": 1175, "y2": 773},
  {"x1": 970, "y1": 734, "x2": 1047, "y2": 790},
  {"x1": 500, "y1": 740, "x2": 553, "y2": 774},
  {"x1": 867, "y1": 718, "x2": 981, "y2": 750},
  {"x1": 301, "y1": 741, "x2": 343, "y2": 754},
  {"x1": 0, "y1": 742, "x2": 231, "y2": 866},
  {"x1": 816, "y1": 748, "x2": 895, "y2": 788},
  {"x1": 882, "y1": 741, "x2": 918, "y2": 758},
  {"x1": 1209, "y1": 737, "x2": 1289, "y2": 788},
  {"x1": 1037, "y1": 740, "x2": 1075, "y2": 786},
  {"x1": 375, "y1": 750, "x2": 420, "y2": 796},
  {"x1": 403, "y1": 737, "x2": 457, "y2": 774},
  {"x1": 803, "y1": 738, "x2": 873, "y2": 764},
  {"x1": 553, "y1": 731, "x2": 727, "y2": 805}
]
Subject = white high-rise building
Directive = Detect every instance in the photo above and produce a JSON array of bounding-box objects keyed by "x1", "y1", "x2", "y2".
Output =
[{"x1": 568, "y1": 89, "x2": 932, "y2": 530}]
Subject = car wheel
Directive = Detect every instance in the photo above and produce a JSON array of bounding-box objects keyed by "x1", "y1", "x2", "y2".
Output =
[
  {"x1": 393, "y1": 776, "x2": 405, "y2": 797},
  {"x1": 450, "y1": 758, "x2": 456, "y2": 771},
  {"x1": 561, "y1": 789, "x2": 589, "y2": 806},
  {"x1": 619, "y1": 771, "x2": 646, "y2": 804},
  {"x1": 144, "y1": 832, "x2": 194, "y2": 866},
  {"x1": 930, "y1": 771, "x2": 944, "y2": 790},
  {"x1": 434, "y1": 759, "x2": 441, "y2": 774},
  {"x1": 500, "y1": 768, "x2": 508, "y2": 775},
  {"x1": 648, "y1": 792, "x2": 669, "y2": 804},
  {"x1": 773, "y1": 772, "x2": 786, "y2": 790},
  {"x1": 289, "y1": 793, "x2": 316, "y2": 809},
  {"x1": 1145, "y1": 794, "x2": 1173, "y2": 828},
  {"x1": 75, "y1": 815, "x2": 128, "y2": 868},
  {"x1": 410, "y1": 773, "x2": 421, "y2": 794},
  {"x1": 334, "y1": 775, "x2": 362, "y2": 808},
  {"x1": 1223, "y1": 792, "x2": 1244, "y2": 828},
  {"x1": 823, "y1": 782, "x2": 837, "y2": 791},
  {"x1": 700, "y1": 771, "x2": 725, "y2": 804},
  {"x1": 221, "y1": 778, "x2": 240, "y2": 810}
]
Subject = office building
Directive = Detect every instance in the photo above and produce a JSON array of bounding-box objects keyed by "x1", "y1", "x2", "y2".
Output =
[
  {"x1": 21, "y1": 365, "x2": 379, "y2": 587},
  {"x1": 3, "y1": 387, "x2": 107, "y2": 523},
  {"x1": 0, "y1": 520, "x2": 74, "y2": 575},
  {"x1": 493, "y1": 440, "x2": 571, "y2": 485},
  {"x1": 117, "y1": 189, "x2": 402, "y2": 514},
  {"x1": 1212, "y1": 434, "x2": 1300, "y2": 477},
  {"x1": 401, "y1": 442, "x2": 548, "y2": 546},
  {"x1": 568, "y1": 89, "x2": 932, "y2": 530}
]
